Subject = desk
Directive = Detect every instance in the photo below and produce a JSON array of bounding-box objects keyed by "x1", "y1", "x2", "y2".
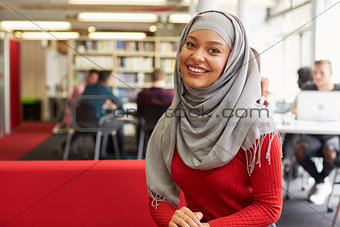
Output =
[{"x1": 275, "y1": 120, "x2": 340, "y2": 135}]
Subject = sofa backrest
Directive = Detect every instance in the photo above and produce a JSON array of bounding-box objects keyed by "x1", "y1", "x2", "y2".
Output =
[{"x1": 0, "y1": 160, "x2": 157, "y2": 227}]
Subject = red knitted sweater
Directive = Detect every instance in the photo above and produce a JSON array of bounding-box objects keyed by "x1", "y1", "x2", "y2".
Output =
[{"x1": 149, "y1": 133, "x2": 282, "y2": 227}]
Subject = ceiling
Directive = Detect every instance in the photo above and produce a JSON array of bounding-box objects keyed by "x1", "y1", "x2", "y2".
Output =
[
  {"x1": 0, "y1": 0, "x2": 279, "y2": 35},
  {"x1": 0, "y1": 0, "x2": 188, "y2": 35}
]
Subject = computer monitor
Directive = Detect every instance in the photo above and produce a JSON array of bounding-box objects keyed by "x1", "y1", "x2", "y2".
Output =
[{"x1": 297, "y1": 91, "x2": 340, "y2": 121}]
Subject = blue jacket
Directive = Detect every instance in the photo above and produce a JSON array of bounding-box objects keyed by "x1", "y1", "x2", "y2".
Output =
[{"x1": 82, "y1": 82, "x2": 123, "y2": 119}]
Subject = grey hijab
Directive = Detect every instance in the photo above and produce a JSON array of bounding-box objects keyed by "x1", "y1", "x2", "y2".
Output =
[{"x1": 146, "y1": 11, "x2": 277, "y2": 208}]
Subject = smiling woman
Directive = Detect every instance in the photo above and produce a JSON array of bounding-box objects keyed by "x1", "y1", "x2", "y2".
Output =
[{"x1": 146, "y1": 10, "x2": 282, "y2": 227}]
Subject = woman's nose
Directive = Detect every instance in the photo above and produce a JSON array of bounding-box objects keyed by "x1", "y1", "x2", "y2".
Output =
[{"x1": 191, "y1": 49, "x2": 205, "y2": 63}]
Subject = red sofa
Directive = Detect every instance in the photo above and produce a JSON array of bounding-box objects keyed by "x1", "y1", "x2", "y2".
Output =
[{"x1": 0, "y1": 160, "x2": 157, "y2": 227}]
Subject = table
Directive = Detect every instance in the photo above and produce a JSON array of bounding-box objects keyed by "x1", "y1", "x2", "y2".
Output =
[{"x1": 275, "y1": 120, "x2": 340, "y2": 135}]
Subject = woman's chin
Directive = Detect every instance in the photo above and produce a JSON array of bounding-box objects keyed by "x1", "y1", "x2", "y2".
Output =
[{"x1": 183, "y1": 79, "x2": 210, "y2": 88}]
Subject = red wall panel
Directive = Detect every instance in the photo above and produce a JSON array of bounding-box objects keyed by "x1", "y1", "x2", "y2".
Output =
[{"x1": 10, "y1": 39, "x2": 21, "y2": 129}]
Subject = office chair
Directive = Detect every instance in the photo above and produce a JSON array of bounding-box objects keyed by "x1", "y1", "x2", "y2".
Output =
[
  {"x1": 137, "y1": 103, "x2": 169, "y2": 159},
  {"x1": 63, "y1": 101, "x2": 98, "y2": 160}
]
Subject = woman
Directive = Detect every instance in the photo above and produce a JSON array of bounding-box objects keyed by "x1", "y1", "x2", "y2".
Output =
[{"x1": 146, "y1": 10, "x2": 282, "y2": 227}]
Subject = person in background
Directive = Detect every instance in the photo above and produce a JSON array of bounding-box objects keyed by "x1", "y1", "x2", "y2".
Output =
[
  {"x1": 297, "y1": 67, "x2": 313, "y2": 89},
  {"x1": 283, "y1": 67, "x2": 313, "y2": 160},
  {"x1": 251, "y1": 48, "x2": 269, "y2": 107},
  {"x1": 136, "y1": 68, "x2": 174, "y2": 156},
  {"x1": 137, "y1": 68, "x2": 174, "y2": 115},
  {"x1": 251, "y1": 48, "x2": 277, "y2": 107},
  {"x1": 54, "y1": 69, "x2": 99, "y2": 132},
  {"x1": 146, "y1": 11, "x2": 282, "y2": 227},
  {"x1": 82, "y1": 70, "x2": 125, "y2": 157},
  {"x1": 294, "y1": 60, "x2": 340, "y2": 205}
]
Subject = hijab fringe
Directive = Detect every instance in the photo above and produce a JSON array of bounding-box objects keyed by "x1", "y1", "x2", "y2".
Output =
[
  {"x1": 148, "y1": 189, "x2": 177, "y2": 210},
  {"x1": 244, "y1": 132, "x2": 277, "y2": 176}
]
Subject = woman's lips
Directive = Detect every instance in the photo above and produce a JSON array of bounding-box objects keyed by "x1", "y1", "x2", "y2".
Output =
[{"x1": 186, "y1": 65, "x2": 209, "y2": 76}]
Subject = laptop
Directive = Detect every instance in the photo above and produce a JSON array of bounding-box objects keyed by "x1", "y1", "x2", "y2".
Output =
[{"x1": 297, "y1": 91, "x2": 340, "y2": 121}]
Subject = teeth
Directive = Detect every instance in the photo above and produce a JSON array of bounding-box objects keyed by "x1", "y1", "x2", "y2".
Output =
[{"x1": 188, "y1": 66, "x2": 206, "y2": 73}]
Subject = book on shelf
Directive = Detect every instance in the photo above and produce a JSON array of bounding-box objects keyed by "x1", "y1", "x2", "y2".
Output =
[
  {"x1": 74, "y1": 55, "x2": 113, "y2": 69},
  {"x1": 116, "y1": 41, "x2": 154, "y2": 52},
  {"x1": 159, "y1": 42, "x2": 178, "y2": 54},
  {"x1": 117, "y1": 57, "x2": 153, "y2": 71},
  {"x1": 73, "y1": 71, "x2": 87, "y2": 84},
  {"x1": 117, "y1": 73, "x2": 137, "y2": 84},
  {"x1": 166, "y1": 74, "x2": 174, "y2": 85},
  {"x1": 160, "y1": 58, "x2": 176, "y2": 72}
]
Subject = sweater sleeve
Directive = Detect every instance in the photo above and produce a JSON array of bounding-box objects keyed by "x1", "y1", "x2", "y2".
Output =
[
  {"x1": 208, "y1": 133, "x2": 283, "y2": 227},
  {"x1": 149, "y1": 197, "x2": 177, "y2": 227}
]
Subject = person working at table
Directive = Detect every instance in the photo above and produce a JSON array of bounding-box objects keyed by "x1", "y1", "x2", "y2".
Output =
[
  {"x1": 294, "y1": 60, "x2": 340, "y2": 205},
  {"x1": 82, "y1": 70, "x2": 126, "y2": 158},
  {"x1": 283, "y1": 67, "x2": 314, "y2": 161}
]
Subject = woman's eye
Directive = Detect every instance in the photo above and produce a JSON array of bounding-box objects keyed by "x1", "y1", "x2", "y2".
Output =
[
  {"x1": 209, "y1": 48, "x2": 221, "y2": 54},
  {"x1": 186, "y1": 42, "x2": 196, "y2": 48}
]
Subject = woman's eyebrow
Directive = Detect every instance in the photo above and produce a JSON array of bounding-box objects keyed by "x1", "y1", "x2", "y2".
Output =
[
  {"x1": 187, "y1": 36, "x2": 225, "y2": 47},
  {"x1": 206, "y1": 41, "x2": 225, "y2": 47}
]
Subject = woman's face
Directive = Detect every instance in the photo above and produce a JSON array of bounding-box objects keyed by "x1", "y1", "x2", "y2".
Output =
[{"x1": 180, "y1": 29, "x2": 231, "y2": 88}]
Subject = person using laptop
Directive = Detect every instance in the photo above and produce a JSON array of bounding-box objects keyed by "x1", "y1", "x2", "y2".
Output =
[{"x1": 294, "y1": 60, "x2": 340, "y2": 205}]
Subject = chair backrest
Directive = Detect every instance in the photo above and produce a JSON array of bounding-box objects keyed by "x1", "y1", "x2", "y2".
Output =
[
  {"x1": 71, "y1": 102, "x2": 99, "y2": 129},
  {"x1": 334, "y1": 158, "x2": 340, "y2": 168},
  {"x1": 139, "y1": 103, "x2": 169, "y2": 132}
]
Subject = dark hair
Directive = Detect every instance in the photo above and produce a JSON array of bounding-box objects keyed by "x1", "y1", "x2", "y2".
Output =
[
  {"x1": 297, "y1": 67, "x2": 313, "y2": 88},
  {"x1": 89, "y1": 69, "x2": 99, "y2": 75},
  {"x1": 99, "y1": 70, "x2": 111, "y2": 82},
  {"x1": 151, "y1": 69, "x2": 166, "y2": 82}
]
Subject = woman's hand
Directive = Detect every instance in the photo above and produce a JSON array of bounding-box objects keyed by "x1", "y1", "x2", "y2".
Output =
[
  {"x1": 169, "y1": 207, "x2": 203, "y2": 227},
  {"x1": 201, "y1": 223, "x2": 210, "y2": 227}
]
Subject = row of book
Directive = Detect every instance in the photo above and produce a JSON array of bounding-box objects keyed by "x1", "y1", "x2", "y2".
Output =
[
  {"x1": 73, "y1": 71, "x2": 87, "y2": 84},
  {"x1": 74, "y1": 56, "x2": 113, "y2": 69},
  {"x1": 117, "y1": 73, "x2": 138, "y2": 84},
  {"x1": 116, "y1": 41, "x2": 154, "y2": 52},
  {"x1": 160, "y1": 58, "x2": 176, "y2": 72},
  {"x1": 76, "y1": 40, "x2": 115, "y2": 52},
  {"x1": 158, "y1": 42, "x2": 178, "y2": 54},
  {"x1": 117, "y1": 57, "x2": 153, "y2": 71}
]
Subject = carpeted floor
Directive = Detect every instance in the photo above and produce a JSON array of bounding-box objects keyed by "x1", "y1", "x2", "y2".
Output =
[
  {"x1": 0, "y1": 122, "x2": 55, "y2": 160},
  {"x1": 20, "y1": 133, "x2": 138, "y2": 160}
]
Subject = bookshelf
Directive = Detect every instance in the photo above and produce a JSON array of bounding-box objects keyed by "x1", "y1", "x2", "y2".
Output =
[{"x1": 68, "y1": 37, "x2": 179, "y2": 102}]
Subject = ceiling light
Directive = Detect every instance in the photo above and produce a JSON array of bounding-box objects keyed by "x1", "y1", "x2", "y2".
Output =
[
  {"x1": 0, "y1": 21, "x2": 71, "y2": 31},
  {"x1": 78, "y1": 12, "x2": 158, "y2": 23},
  {"x1": 88, "y1": 32, "x2": 146, "y2": 40},
  {"x1": 88, "y1": 26, "x2": 96, "y2": 33},
  {"x1": 149, "y1": 25, "x2": 157, "y2": 32},
  {"x1": 14, "y1": 31, "x2": 23, "y2": 38},
  {"x1": 22, "y1": 32, "x2": 79, "y2": 40},
  {"x1": 181, "y1": 0, "x2": 274, "y2": 7},
  {"x1": 69, "y1": 0, "x2": 166, "y2": 5},
  {"x1": 169, "y1": 14, "x2": 192, "y2": 23}
]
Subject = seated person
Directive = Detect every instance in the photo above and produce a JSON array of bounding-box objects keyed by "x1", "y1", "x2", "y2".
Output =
[
  {"x1": 137, "y1": 68, "x2": 174, "y2": 115},
  {"x1": 82, "y1": 70, "x2": 125, "y2": 157},
  {"x1": 56, "y1": 69, "x2": 98, "y2": 131},
  {"x1": 297, "y1": 67, "x2": 313, "y2": 89},
  {"x1": 294, "y1": 60, "x2": 340, "y2": 205},
  {"x1": 137, "y1": 69, "x2": 174, "y2": 155},
  {"x1": 283, "y1": 67, "x2": 314, "y2": 160}
]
